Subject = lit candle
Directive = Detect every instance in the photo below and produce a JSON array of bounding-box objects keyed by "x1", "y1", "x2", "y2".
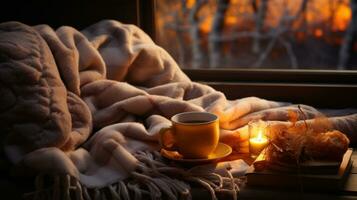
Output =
[
  {"x1": 248, "y1": 120, "x2": 269, "y2": 158},
  {"x1": 249, "y1": 130, "x2": 268, "y2": 157}
]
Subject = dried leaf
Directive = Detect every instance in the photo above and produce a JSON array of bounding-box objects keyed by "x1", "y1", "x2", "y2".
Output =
[{"x1": 287, "y1": 109, "x2": 298, "y2": 125}]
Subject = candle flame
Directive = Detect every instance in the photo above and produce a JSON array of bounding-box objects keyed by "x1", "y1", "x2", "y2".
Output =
[
  {"x1": 314, "y1": 29, "x2": 323, "y2": 38},
  {"x1": 257, "y1": 129, "x2": 264, "y2": 141}
]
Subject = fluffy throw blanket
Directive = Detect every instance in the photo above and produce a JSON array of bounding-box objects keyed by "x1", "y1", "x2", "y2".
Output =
[{"x1": 0, "y1": 20, "x2": 356, "y2": 199}]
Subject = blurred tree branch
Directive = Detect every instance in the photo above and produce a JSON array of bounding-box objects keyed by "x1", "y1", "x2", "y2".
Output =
[
  {"x1": 252, "y1": 0, "x2": 268, "y2": 54},
  {"x1": 338, "y1": 0, "x2": 357, "y2": 69},
  {"x1": 189, "y1": 0, "x2": 207, "y2": 68},
  {"x1": 209, "y1": 0, "x2": 230, "y2": 68}
]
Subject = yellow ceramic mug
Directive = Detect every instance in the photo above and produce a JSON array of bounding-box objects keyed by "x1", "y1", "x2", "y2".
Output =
[{"x1": 160, "y1": 111, "x2": 219, "y2": 159}]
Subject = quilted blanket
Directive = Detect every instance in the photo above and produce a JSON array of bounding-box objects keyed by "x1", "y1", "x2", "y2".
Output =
[{"x1": 0, "y1": 20, "x2": 356, "y2": 199}]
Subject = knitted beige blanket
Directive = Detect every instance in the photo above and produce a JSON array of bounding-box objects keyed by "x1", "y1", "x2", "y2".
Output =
[{"x1": 0, "y1": 20, "x2": 356, "y2": 199}]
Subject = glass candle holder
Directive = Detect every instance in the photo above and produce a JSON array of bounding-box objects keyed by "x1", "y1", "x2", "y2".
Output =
[{"x1": 248, "y1": 120, "x2": 269, "y2": 158}]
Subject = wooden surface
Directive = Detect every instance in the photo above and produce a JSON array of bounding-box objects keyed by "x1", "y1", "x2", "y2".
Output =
[
  {"x1": 183, "y1": 68, "x2": 357, "y2": 108},
  {"x1": 202, "y1": 82, "x2": 357, "y2": 108},
  {"x1": 183, "y1": 68, "x2": 357, "y2": 84}
]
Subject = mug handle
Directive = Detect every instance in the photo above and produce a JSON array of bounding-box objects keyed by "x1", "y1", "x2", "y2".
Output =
[{"x1": 159, "y1": 126, "x2": 178, "y2": 151}]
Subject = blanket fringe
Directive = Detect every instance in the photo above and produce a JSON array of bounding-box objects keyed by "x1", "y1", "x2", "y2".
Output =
[{"x1": 23, "y1": 151, "x2": 245, "y2": 200}]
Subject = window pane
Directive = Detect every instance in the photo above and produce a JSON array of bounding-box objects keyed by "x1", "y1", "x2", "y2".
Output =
[{"x1": 155, "y1": 0, "x2": 357, "y2": 70}]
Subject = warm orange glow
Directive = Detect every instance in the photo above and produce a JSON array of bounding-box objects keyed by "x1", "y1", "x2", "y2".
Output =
[
  {"x1": 200, "y1": 16, "x2": 213, "y2": 33},
  {"x1": 314, "y1": 29, "x2": 324, "y2": 38},
  {"x1": 193, "y1": 0, "x2": 352, "y2": 35},
  {"x1": 333, "y1": 4, "x2": 352, "y2": 31},
  {"x1": 225, "y1": 16, "x2": 237, "y2": 26},
  {"x1": 230, "y1": 0, "x2": 239, "y2": 4},
  {"x1": 250, "y1": 134, "x2": 268, "y2": 146},
  {"x1": 305, "y1": 4, "x2": 328, "y2": 30},
  {"x1": 249, "y1": 129, "x2": 268, "y2": 157},
  {"x1": 186, "y1": 0, "x2": 195, "y2": 9},
  {"x1": 157, "y1": 0, "x2": 353, "y2": 50}
]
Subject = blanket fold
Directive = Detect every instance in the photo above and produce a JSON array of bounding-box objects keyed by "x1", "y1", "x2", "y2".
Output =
[{"x1": 0, "y1": 19, "x2": 356, "y2": 199}]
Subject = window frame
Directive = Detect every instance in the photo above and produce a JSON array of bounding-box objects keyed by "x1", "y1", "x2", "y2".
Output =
[
  {"x1": 137, "y1": 0, "x2": 156, "y2": 41},
  {"x1": 142, "y1": 0, "x2": 357, "y2": 108}
]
